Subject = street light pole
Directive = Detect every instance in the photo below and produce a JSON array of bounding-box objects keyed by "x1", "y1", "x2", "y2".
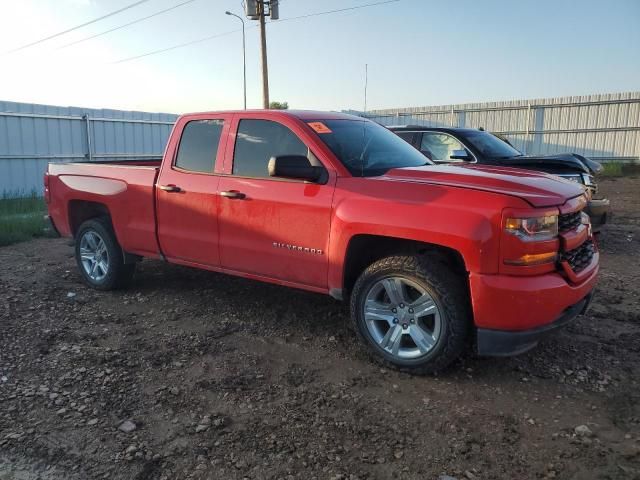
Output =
[{"x1": 225, "y1": 11, "x2": 247, "y2": 110}]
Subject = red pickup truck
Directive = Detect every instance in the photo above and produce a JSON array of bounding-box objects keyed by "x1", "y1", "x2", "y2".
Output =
[{"x1": 45, "y1": 110, "x2": 599, "y2": 373}]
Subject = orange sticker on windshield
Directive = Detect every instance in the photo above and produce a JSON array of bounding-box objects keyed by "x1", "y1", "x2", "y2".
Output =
[{"x1": 308, "y1": 122, "x2": 332, "y2": 134}]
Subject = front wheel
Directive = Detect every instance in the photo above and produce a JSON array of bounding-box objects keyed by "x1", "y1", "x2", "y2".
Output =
[
  {"x1": 75, "y1": 218, "x2": 135, "y2": 290},
  {"x1": 350, "y1": 254, "x2": 470, "y2": 374}
]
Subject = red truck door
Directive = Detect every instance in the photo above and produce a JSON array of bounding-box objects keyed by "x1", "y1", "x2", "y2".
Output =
[
  {"x1": 156, "y1": 115, "x2": 230, "y2": 266},
  {"x1": 217, "y1": 116, "x2": 334, "y2": 289}
]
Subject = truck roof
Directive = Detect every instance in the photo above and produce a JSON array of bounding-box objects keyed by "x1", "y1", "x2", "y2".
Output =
[
  {"x1": 387, "y1": 126, "x2": 483, "y2": 135},
  {"x1": 180, "y1": 110, "x2": 361, "y2": 121}
]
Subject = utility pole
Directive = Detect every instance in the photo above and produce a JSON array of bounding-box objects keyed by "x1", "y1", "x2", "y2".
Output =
[
  {"x1": 258, "y1": 1, "x2": 270, "y2": 109},
  {"x1": 245, "y1": 0, "x2": 278, "y2": 109}
]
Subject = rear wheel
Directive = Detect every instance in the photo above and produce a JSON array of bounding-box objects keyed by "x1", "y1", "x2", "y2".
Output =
[
  {"x1": 350, "y1": 254, "x2": 470, "y2": 374},
  {"x1": 75, "y1": 218, "x2": 135, "y2": 290}
]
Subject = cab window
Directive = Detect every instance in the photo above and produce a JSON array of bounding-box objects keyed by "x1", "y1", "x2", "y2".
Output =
[
  {"x1": 174, "y1": 120, "x2": 224, "y2": 173},
  {"x1": 233, "y1": 119, "x2": 309, "y2": 178},
  {"x1": 419, "y1": 132, "x2": 467, "y2": 162},
  {"x1": 395, "y1": 131, "x2": 416, "y2": 145}
]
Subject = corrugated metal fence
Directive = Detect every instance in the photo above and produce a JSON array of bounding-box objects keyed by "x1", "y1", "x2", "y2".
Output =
[
  {"x1": 355, "y1": 91, "x2": 640, "y2": 164},
  {"x1": 0, "y1": 100, "x2": 177, "y2": 197},
  {"x1": 2, "y1": 93, "x2": 639, "y2": 197}
]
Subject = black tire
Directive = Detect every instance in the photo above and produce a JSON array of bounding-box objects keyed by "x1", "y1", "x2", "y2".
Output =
[
  {"x1": 350, "y1": 254, "x2": 471, "y2": 374},
  {"x1": 74, "y1": 218, "x2": 135, "y2": 290}
]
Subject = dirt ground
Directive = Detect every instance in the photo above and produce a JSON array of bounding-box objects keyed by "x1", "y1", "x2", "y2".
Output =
[{"x1": 1, "y1": 177, "x2": 639, "y2": 480}]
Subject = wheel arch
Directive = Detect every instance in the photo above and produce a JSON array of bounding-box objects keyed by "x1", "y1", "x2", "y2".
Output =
[
  {"x1": 341, "y1": 234, "x2": 468, "y2": 299},
  {"x1": 68, "y1": 200, "x2": 113, "y2": 237},
  {"x1": 69, "y1": 201, "x2": 140, "y2": 264}
]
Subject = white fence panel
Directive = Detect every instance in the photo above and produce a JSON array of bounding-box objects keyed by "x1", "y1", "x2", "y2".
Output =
[
  {"x1": 0, "y1": 100, "x2": 177, "y2": 197},
  {"x1": 357, "y1": 91, "x2": 640, "y2": 163}
]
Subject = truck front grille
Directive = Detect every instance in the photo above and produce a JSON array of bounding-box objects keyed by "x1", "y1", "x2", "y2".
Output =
[
  {"x1": 559, "y1": 211, "x2": 582, "y2": 233},
  {"x1": 560, "y1": 238, "x2": 595, "y2": 273}
]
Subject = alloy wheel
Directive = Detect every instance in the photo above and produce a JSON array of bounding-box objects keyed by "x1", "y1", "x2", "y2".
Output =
[
  {"x1": 79, "y1": 230, "x2": 109, "y2": 282},
  {"x1": 363, "y1": 276, "x2": 442, "y2": 360}
]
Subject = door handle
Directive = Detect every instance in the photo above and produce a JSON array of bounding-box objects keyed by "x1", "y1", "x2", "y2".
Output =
[
  {"x1": 220, "y1": 190, "x2": 246, "y2": 199},
  {"x1": 159, "y1": 184, "x2": 182, "y2": 193}
]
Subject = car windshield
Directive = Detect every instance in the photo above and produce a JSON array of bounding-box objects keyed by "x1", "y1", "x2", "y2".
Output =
[
  {"x1": 310, "y1": 119, "x2": 432, "y2": 176},
  {"x1": 464, "y1": 130, "x2": 522, "y2": 159}
]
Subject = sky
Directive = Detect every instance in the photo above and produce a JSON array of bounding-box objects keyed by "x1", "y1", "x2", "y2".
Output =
[{"x1": 0, "y1": 0, "x2": 638, "y2": 114}]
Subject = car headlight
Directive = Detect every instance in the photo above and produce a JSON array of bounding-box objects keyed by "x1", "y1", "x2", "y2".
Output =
[
  {"x1": 581, "y1": 211, "x2": 592, "y2": 237},
  {"x1": 582, "y1": 174, "x2": 595, "y2": 186},
  {"x1": 505, "y1": 215, "x2": 558, "y2": 241},
  {"x1": 560, "y1": 174, "x2": 584, "y2": 185}
]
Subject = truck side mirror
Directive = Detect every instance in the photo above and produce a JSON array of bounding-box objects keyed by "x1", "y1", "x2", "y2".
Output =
[
  {"x1": 450, "y1": 149, "x2": 472, "y2": 161},
  {"x1": 268, "y1": 155, "x2": 324, "y2": 182}
]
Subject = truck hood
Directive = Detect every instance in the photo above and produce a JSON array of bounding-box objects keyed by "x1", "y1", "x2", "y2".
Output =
[
  {"x1": 382, "y1": 164, "x2": 585, "y2": 208},
  {"x1": 490, "y1": 153, "x2": 603, "y2": 175}
]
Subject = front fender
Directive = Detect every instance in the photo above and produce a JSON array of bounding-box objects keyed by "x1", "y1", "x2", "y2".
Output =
[{"x1": 327, "y1": 178, "x2": 527, "y2": 292}]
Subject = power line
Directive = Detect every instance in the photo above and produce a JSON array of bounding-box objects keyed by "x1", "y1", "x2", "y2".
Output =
[
  {"x1": 275, "y1": 0, "x2": 400, "y2": 23},
  {"x1": 112, "y1": 29, "x2": 242, "y2": 64},
  {"x1": 6, "y1": 0, "x2": 153, "y2": 54},
  {"x1": 111, "y1": 0, "x2": 401, "y2": 64},
  {"x1": 59, "y1": 0, "x2": 197, "y2": 50}
]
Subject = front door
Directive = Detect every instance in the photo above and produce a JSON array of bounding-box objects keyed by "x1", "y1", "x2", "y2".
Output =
[
  {"x1": 418, "y1": 132, "x2": 469, "y2": 163},
  {"x1": 217, "y1": 116, "x2": 334, "y2": 289},
  {"x1": 156, "y1": 115, "x2": 229, "y2": 266}
]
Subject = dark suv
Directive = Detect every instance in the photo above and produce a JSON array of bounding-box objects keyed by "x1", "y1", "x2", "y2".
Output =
[{"x1": 389, "y1": 126, "x2": 610, "y2": 229}]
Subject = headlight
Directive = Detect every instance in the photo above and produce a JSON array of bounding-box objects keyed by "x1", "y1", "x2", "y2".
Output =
[
  {"x1": 582, "y1": 174, "x2": 595, "y2": 186},
  {"x1": 560, "y1": 174, "x2": 583, "y2": 184},
  {"x1": 581, "y1": 211, "x2": 592, "y2": 237},
  {"x1": 505, "y1": 215, "x2": 558, "y2": 241}
]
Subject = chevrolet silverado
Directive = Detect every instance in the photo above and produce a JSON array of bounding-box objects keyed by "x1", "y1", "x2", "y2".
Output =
[{"x1": 45, "y1": 110, "x2": 599, "y2": 373}]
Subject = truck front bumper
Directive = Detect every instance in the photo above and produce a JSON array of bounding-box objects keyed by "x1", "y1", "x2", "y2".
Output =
[
  {"x1": 476, "y1": 292, "x2": 593, "y2": 356},
  {"x1": 469, "y1": 257, "x2": 598, "y2": 356}
]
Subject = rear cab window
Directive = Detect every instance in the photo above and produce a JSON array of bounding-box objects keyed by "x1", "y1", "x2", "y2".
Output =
[
  {"x1": 174, "y1": 120, "x2": 224, "y2": 173},
  {"x1": 395, "y1": 131, "x2": 417, "y2": 146}
]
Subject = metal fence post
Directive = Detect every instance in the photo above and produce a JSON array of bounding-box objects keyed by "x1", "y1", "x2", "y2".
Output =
[
  {"x1": 524, "y1": 103, "x2": 531, "y2": 154},
  {"x1": 636, "y1": 106, "x2": 640, "y2": 163},
  {"x1": 83, "y1": 114, "x2": 93, "y2": 161}
]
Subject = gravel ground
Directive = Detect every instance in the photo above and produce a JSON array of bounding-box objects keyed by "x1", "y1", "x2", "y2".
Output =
[{"x1": 1, "y1": 176, "x2": 639, "y2": 480}]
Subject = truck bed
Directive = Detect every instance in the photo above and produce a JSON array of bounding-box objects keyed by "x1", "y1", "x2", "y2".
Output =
[{"x1": 46, "y1": 161, "x2": 161, "y2": 258}]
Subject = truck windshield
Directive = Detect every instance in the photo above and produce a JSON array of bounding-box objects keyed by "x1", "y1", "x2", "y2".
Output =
[
  {"x1": 464, "y1": 131, "x2": 523, "y2": 159},
  {"x1": 311, "y1": 119, "x2": 432, "y2": 176}
]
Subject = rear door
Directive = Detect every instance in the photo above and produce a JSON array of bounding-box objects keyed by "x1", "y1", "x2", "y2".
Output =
[
  {"x1": 156, "y1": 114, "x2": 230, "y2": 266},
  {"x1": 394, "y1": 130, "x2": 419, "y2": 148},
  {"x1": 217, "y1": 115, "x2": 335, "y2": 289}
]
